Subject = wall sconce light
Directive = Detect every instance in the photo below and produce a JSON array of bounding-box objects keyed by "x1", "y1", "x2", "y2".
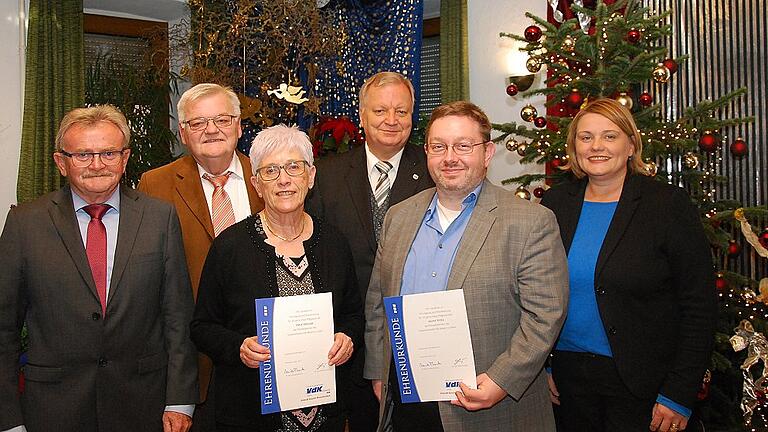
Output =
[{"x1": 508, "y1": 74, "x2": 535, "y2": 92}]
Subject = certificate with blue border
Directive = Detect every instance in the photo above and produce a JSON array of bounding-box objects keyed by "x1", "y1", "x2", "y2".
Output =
[
  {"x1": 256, "y1": 292, "x2": 336, "y2": 414},
  {"x1": 384, "y1": 289, "x2": 477, "y2": 403}
]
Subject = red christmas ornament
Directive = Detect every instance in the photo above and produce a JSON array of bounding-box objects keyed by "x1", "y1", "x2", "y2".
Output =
[
  {"x1": 524, "y1": 25, "x2": 543, "y2": 42},
  {"x1": 533, "y1": 187, "x2": 545, "y2": 198},
  {"x1": 757, "y1": 390, "x2": 767, "y2": 402},
  {"x1": 534, "y1": 116, "x2": 547, "y2": 128},
  {"x1": 638, "y1": 92, "x2": 653, "y2": 107},
  {"x1": 662, "y1": 58, "x2": 679, "y2": 74},
  {"x1": 506, "y1": 83, "x2": 519, "y2": 97},
  {"x1": 698, "y1": 133, "x2": 718, "y2": 152},
  {"x1": 551, "y1": 158, "x2": 565, "y2": 168},
  {"x1": 727, "y1": 240, "x2": 741, "y2": 257},
  {"x1": 759, "y1": 229, "x2": 768, "y2": 249},
  {"x1": 626, "y1": 29, "x2": 642, "y2": 44},
  {"x1": 730, "y1": 137, "x2": 748, "y2": 157},
  {"x1": 715, "y1": 273, "x2": 728, "y2": 291},
  {"x1": 697, "y1": 379, "x2": 710, "y2": 401},
  {"x1": 566, "y1": 90, "x2": 584, "y2": 109}
]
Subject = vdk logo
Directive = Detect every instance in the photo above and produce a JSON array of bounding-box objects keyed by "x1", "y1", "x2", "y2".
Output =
[
  {"x1": 307, "y1": 385, "x2": 324, "y2": 394},
  {"x1": 445, "y1": 381, "x2": 460, "y2": 388}
]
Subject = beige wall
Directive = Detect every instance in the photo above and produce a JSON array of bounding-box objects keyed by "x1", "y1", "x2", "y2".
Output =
[
  {"x1": 0, "y1": 0, "x2": 25, "y2": 227},
  {"x1": 468, "y1": 0, "x2": 547, "y2": 190}
]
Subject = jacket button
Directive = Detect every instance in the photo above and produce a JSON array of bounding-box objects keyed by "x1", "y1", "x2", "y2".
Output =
[
  {"x1": 92, "y1": 312, "x2": 101, "y2": 321},
  {"x1": 607, "y1": 326, "x2": 617, "y2": 335},
  {"x1": 98, "y1": 357, "x2": 108, "y2": 367}
]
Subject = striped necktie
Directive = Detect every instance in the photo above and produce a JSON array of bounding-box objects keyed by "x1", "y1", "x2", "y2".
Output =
[
  {"x1": 203, "y1": 171, "x2": 236, "y2": 236},
  {"x1": 373, "y1": 161, "x2": 393, "y2": 208}
]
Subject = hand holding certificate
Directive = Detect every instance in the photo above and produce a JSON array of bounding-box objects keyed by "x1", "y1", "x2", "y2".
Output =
[
  {"x1": 384, "y1": 289, "x2": 477, "y2": 403},
  {"x1": 255, "y1": 292, "x2": 337, "y2": 414}
]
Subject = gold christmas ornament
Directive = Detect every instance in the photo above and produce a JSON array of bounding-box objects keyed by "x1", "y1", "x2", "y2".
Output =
[
  {"x1": 521, "y1": 104, "x2": 538, "y2": 122},
  {"x1": 516, "y1": 142, "x2": 528, "y2": 157},
  {"x1": 526, "y1": 56, "x2": 542, "y2": 73},
  {"x1": 683, "y1": 152, "x2": 699, "y2": 169},
  {"x1": 616, "y1": 92, "x2": 633, "y2": 109},
  {"x1": 515, "y1": 186, "x2": 531, "y2": 200},
  {"x1": 645, "y1": 160, "x2": 657, "y2": 176},
  {"x1": 562, "y1": 35, "x2": 576, "y2": 52},
  {"x1": 505, "y1": 137, "x2": 519, "y2": 152},
  {"x1": 652, "y1": 64, "x2": 671, "y2": 83}
]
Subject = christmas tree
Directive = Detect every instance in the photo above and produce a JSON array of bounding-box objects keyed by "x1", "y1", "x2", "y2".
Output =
[{"x1": 495, "y1": 0, "x2": 768, "y2": 429}]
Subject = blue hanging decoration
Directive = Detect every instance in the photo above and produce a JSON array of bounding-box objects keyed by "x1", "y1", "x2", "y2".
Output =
[{"x1": 315, "y1": 0, "x2": 424, "y2": 125}]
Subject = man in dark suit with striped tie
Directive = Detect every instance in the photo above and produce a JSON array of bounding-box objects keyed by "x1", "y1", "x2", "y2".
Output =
[{"x1": 306, "y1": 72, "x2": 434, "y2": 431}]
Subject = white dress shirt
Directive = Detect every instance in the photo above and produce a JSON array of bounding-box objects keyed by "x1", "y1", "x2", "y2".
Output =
[{"x1": 364, "y1": 144, "x2": 404, "y2": 193}]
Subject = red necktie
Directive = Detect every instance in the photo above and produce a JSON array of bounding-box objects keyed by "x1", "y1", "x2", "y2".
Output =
[
  {"x1": 203, "y1": 172, "x2": 236, "y2": 237},
  {"x1": 84, "y1": 204, "x2": 110, "y2": 315}
]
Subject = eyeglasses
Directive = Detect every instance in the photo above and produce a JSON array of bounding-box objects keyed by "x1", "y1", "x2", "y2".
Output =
[
  {"x1": 255, "y1": 160, "x2": 310, "y2": 182},
  {"x1": 58, "y1": 149, "x2": 128, "y2": 167},
  {"x1": 182, "y1": 114, "x2": 238, "y2": 131},
  {"x1": 425, "y1": 141, "x2": 488, "y2": 155}
]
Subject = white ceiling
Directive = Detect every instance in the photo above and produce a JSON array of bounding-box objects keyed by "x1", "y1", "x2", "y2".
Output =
[{"x1": 84, "y1": 0, "x2": 440, "y2": 23}]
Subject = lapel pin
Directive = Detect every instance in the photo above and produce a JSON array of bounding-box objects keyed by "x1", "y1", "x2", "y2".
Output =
[{"x1": 412, "y1": 173, "x2": 419, "y2": 180}]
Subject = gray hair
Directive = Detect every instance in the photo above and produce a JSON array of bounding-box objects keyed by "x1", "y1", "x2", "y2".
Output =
[
  {"x1": 249, "y1": 124, "x2": 314, "y2": 174},
  {"x1": 56, "y1": 104, "x2": 130, "y2": 151},
  {"x1": 177, "y1": 83, "x2": 241, "y2": 123}
]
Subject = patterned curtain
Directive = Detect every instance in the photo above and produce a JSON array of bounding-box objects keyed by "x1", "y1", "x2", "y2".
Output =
[
  {"x1": 313, "y1": 0, "x2": 424, "y2": 124},
  {"x1": 439, "y1": 0, "x2": 468, "y2": 103},
  {"x1": 17, "y1": 0, "x2": 84, "y2": 203}
]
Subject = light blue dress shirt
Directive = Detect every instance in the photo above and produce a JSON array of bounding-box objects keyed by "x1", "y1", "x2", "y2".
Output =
[{"x1": 400, "y1": 184, "x2": 482, "y2": 296}]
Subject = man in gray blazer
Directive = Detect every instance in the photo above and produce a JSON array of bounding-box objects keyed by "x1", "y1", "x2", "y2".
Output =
[
  {"x1": 0, "y1": 105, "x2": 198, "y2": 432},
  {"x1": 364, "y1": 101, "x2": 569, "y2": 431}
]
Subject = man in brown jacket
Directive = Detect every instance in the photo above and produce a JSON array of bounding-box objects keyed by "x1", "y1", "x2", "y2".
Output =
[{"x1": 139, "y1": 83, "x2": 263, "y2": 430}]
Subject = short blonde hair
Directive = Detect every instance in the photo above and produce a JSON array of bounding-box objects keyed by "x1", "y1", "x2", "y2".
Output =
[
  {"x1": 358, "y1": 72, "x2": 415, "y2": 111},
  {"x1": 249, "y1": 124, "x2": 314, "y2": 174},
  {"x1": 56, "y1": 105, "x2": 130, "y2": 151},
  {"x1": 177, "y1": 83, "x2": 241, "y2": 123},
  {"x1": 563, "y1": 98, "x2": 647, "y2": 178}
]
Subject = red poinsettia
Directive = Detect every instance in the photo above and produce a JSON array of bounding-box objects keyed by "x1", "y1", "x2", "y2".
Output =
[{"x1": 310, "y1": 116, "x2": 364, "y2": 157}]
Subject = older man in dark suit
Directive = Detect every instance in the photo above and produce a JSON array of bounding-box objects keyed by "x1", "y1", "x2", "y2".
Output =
[
  {"x1": 306, "y1": 71, "x2": 434, "y2": 431},
  {"x1": 0, "y1": 105, "x2": 198, "y2": 432}
]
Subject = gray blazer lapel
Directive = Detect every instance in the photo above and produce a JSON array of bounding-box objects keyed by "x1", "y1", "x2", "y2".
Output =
[
  {"x1": 109, "y1": 186, "x2": 144, "y2": 302},
  {"x1": 447, "y1": 181, "x2": 498, "y2": 291},
  {"x1": 48, "y1": 186, "x2": 100, "y2": 301}
]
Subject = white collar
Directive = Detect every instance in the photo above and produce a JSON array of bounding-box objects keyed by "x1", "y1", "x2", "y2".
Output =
[
  {"x1": 364, "y1": 143, "x2": 404, "y2": 176},
  {"x1": 196, "y1": 152, "x2": 244, "y2": 180}
]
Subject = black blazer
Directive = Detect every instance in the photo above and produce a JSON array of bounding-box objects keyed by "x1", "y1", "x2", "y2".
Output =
[
  {"x1": 540, "y1": 174, "x2": 717, "y2": 409},
  {"x1": 190, "y1": 216, "x2": 362, "y2": 429}
]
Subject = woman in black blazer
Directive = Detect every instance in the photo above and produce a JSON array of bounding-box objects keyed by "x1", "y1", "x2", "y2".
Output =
[
  {"x1": 540, "y1": 99, "x2": 716, "y2": 432},
  {"x1": 191, "y1": 125, "x2": 362, "y2": 432}
]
